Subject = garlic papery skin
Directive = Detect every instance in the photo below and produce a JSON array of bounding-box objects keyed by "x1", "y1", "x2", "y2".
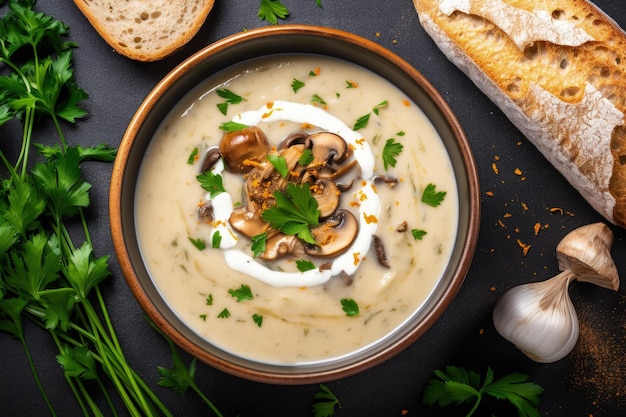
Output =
[{"x1": 493, "y1": 271, "x2": 579, "y2": 363}]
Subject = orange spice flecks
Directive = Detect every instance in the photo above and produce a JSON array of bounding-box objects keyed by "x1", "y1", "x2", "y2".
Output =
[
  {"x1": 353, "y1": 252, "x2": 361, "y2": 266},
  {"x1": 300, "y1": 122, "x2": 314, "y2": 129},
  {"x1": 402, "y1": 99, "x2": 410, "y2": 106},
  {"x1": 521, "y1": 202, "x2": 528, "y2": 211},
  {"x1": 485, "y1": 191, "x2": 494, "y2": 197},
  {"x1": 355, "y1": 137, "x2": 365, "y2": 146},
  {"x1": 550, "y1": 207, "x2": 564, "y2": 215},
  {"x1": 347, "y1": 80, "x2": 358, "y2": 88},
  {"x1": 363, "y1": 213, "x2": 378, "y2": 224},
  {"x1": 514, "y1": 168, "x2": 522, "y2": 176},
  {"x1": 517, "y1": 239, "x2": 531, "y2": 256},
  {"x1": 503, "y1": 212, "x2": 512, "y2": 218},
  {"x1": 313, "y1": 67, "x2": 321, "y2": 76},
  {"x1": 492, "y1": 162, "x2": 499, "y2": 175},
  {"x1": 534, "y1": 222, "x2": 542, "y2": 235}
]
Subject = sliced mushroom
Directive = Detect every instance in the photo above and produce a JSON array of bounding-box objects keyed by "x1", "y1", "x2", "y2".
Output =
[
  {"x1": 373, "y1": 174, "x2": 399, "y2": 188},
  {"x1": 310, "y1": 178, "x2": 340, "y2": 218},
  {"x1": 219, "y1": 126, "x2": 270, "y2": 173},
  {"x1": 308, "y1": 132, "x2": 349, "y2": 165},
  {"x1": 278, "y1": 132, "x2": 311, "y2": 150},
  {"x1": 200, "y1": 147, "x2": 222, "y2": 173},
  {"x1": 372, "y1": 235, "x2": 390, "y2": 268},
  {"x1": 197, "y1": 201, "x2": 214, "y2": 221},
  {"x1": 313, "y1": 159, "x2": 359, "y2": 180},
  {"x1": 259, "y1": 233, "x2": 305, "y2": 260},
  {"x1": 229, "y1": 205, "x2": 268, "y2": 238},
  {"x1": 306, "y1": 209, "x2": 359, "y2": 257}
]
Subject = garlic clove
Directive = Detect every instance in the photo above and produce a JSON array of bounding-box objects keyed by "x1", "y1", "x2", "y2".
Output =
[
  {"x1": 493, "y1": 271, "x2": 579, "y2": 363},
  {"x1": 556, "y1": 222, "x2": 619, "y2": 291}
]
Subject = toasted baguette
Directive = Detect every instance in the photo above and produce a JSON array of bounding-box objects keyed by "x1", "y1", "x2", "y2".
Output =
[
  {"x1": 413, "y1": 0, "x2": 626, "y2": 227},
  {"x1": 73, "y1": 0, "x2": 215, "y2": 61}
]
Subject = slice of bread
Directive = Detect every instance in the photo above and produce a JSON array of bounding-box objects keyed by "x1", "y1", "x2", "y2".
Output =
[
  {"x1": 413, "y1": 0, "x2": 626, "y2": 227},
  {"x1": 73, "y1": 0, "x2": 215, "y2": 61}
]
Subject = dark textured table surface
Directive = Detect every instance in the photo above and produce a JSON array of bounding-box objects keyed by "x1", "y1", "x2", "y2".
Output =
[{"x1": 2, "y1": 1, "x2": 626, "y2": 416}]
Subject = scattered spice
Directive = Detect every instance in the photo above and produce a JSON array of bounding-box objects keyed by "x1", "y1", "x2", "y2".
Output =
[
  {"x1": 516, "y1": 238, "x2": 531, "y2": 256},
  {"x1": 569, "y1": 295, "x2": 626, "y2": 411},
  {"x1": 492, "y1": 162, "x2": 499, "y2": 175},
  {"x1": 485, "y1": 191, "x2": 494, "y2": 197}
]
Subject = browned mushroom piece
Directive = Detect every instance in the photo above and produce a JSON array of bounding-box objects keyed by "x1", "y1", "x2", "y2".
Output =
[
  {"x1": 259, "y1": 233, "x2": 306, "y2": 260},
  {"x1": 197, "y1": 201, "x2": 214, "y2": 221},
  {"x1": 308, "y1": 132, "x2": 350, "y2": 165},
  {"x1": 310, "y1": 178, "x2": 340, "y2": 218},
  {"x1": 278, "y1": 132, "x2": 311, "y2": 150},
  {"x1": 229, "y1": 205, "x2": 268, "y2": 238},
  {"x1": 373, "y1": 174, "x2": 399, "y2": 188},
  {"x1": 305, "y1": 209, "x2": 359, "y2": 257},
  {"x1": 219, "y1": 126, "x2": 270, "y2": 173},
  {"x1": 372, "y1": 235, "x2": 390, "y2": 268},
  {"x1": 200, "y1": 147, "x2": 222, "y2": 173}
]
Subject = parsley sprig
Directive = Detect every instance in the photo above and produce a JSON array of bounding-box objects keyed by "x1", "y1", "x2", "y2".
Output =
[
  {"x1": 311, "y1": 384, "x2": 341, "y2": 417},
  {"x1": 261, "y1": 183, "x2": 320, "y2": 244},
  {"x1": 423, "y1": 366, "x2": 543, "y2": 417}
]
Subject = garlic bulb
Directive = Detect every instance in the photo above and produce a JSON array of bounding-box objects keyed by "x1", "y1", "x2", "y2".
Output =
[
  {"x1": 492, "y1": 222, "x2": 619, "y2": 363},
  {"x1": 493, "y1": 271, "x2": 579, "y2": 363}
]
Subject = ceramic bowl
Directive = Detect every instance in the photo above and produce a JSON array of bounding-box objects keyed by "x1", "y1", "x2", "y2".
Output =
[{"x1": 110, "y1": 25, "x2": 480, "y2": 384}]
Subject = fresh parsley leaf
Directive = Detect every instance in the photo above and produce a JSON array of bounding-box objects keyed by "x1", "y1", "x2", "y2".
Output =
[
  {"x1": 340, "y1": 298, "x2": 359, "y2": 317},
  {"x1": 57, "y1": 344, "x2": 98, "y2": 380},
  {"x1": 292, "y1": 78, "x2": 305, "y2": 93},
  {"x1": 421, "y1": 183, "x2": 446, "y2": 207},
  {"x1": 188, "y1": 237, "x2": 206, "y2": 251},
  {"x1": 311, "y1": 93, "x2": 327, "y2": 106},
  {"x1": 219, "y1": 121, "x2": 249, "y2": 133},
  {"x1": 216, "y1": 88, "x2": 245, "y2": 115},
  {"x1": 296, "y1": 259, "x2": 316, "y2": 272},
  {"x1": 228, "y1": 284, "x2": 253, "y2": 302},
  {"x1": 298, "y1": 149, "x2": 314, "y2": 166},
  {"x1": 372, "y1": 100, "x2": 388, "y2": 115},
  {"x1": 196, "y1": 171, "x2": 226, "y2": 198},
  {"x1": 311, "y1": 384, "x2": 341, "y2": 417},
  {"x1": 423, "y1": 366, "x2": 543, "y2": 417},
  {"x1": 345, "y1": 80, "x2": 358, "y2": 89},
  {"x1": 353, "y1": 113, "x2": 370, "y2": 130},
  {"x1": 261, "y1": 183, "x2": 320, "y2": 245},
  {"x1": 251, "y1": 232, "x2": 268, "y2": 258},
  {"x1": 206, "y1": 294, "x2": 213, "y2": 306},
  {"x1": 187, "y1": 147, "x2": 199, "y2": 165},
  {"x1": 382, "y1": 137, "x2": 403, "y2": 170},
  {"x1": 211, "y1": 231, "x2": 222, "y2": 248},
  {"x1": 252, "y1": 313, "x2": 263, "y2": 327},
  {"x1": 267, "y1": 154, "x2": 289, "y2": 177},
  {"x1": 217, "y1": 308, "x2": 231, "y2": 319},
  {"x1": 411, "y1": 229, "x2": 427, "y2": 240},
  {"x1": 315, "y1": 0, "x2": 323, "y2": 8},
  {"x1": 258, "y1": 0, "x2": 289, "y2": 25}
]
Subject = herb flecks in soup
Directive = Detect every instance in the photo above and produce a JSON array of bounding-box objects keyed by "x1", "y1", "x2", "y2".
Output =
[{"x1": 135, "y1": 55, "x2": 459, "y2": 363}]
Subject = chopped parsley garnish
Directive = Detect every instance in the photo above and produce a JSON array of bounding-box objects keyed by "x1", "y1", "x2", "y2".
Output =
[
  {"x1": 345, "y1": 80, "x2": 358, "y2": 89},
  {"x1": 211, "y1": 231, "x2": 222, "y2": 248},
  {"x1": 267, "y1": 154, "x2": 289, "y2": 177},
  {"x1": 228, "y1": 284, "x2": 254, "y2": 302},
  {"x1": 196, "y1": 171, "x2": 226, "y2": 198},
  {"x1": 422, "y1": 183, "x2": 447, "y2": 207},
  {"x1": 217, "y1": 308, "x2": 231, "y2": 319},
  {"x1": 411, "y1": 229, "x2": 427, "y2": 240},
  {"x1": 188, "y1": 237, "x2": 206, "y2": 250},
  {"x1": 382, "y1": 137, "x2": 404, "y2": 170},
  {"x1": 216, "y1": 88, "x2": 245, "y2": 115},
  {"x1": 353, "y1": 113, "x2": 370, "y2": 130},
  {"x1": 261, "y1": 183, "x2": 320, "y2": 245},
  {"x1": 187, "y1": 147, "x2": 199, "y2": 164},
  {"x1": 219, "y1": 121, "x2": 249, "y2": 133},
  {"x1": 258, "y1": 0, "x2": 289, "y2": 24},
  {"x1": 206, "y1": 294, "x2": 213, "y2": 306},
  {"x1": 296, "y1": 259, "x2": 316, "y2": 272},
  {"x1": 298, "y1": 149, "x2": 314, "y2": 166},
  {"x1": 311, "y1": 93, "x2": 327, "y2": 106},
  {"x1": 199, "y1": 314, "x2": 207, "y2": 321},
  {"x1": 340, "y1": 298, "x2": 359, "y2": 317},
  {"x1": 251, "y1": 232, "x2": 268, "y2": 258},
  {"x1": 423, "y1": 366, "x2": 543, "y2": 417},
  {"x1": 372, "y1": 100, "x2": 388, "y2": 115},
  {"x1": 311, "y1": 384, "x2": 341, "y2": 417},
  {"x1": 291, "y1": 78, "x2": 305, "y2": 93},
  {"x1": 397, "y1": 130, "x2": 406, "y2": 136},
  {"x1": 252, "y1": 314, "x2": 264, "y2": 327}
]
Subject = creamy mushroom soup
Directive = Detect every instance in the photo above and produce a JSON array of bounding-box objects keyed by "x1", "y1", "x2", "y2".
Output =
[{"x1": 135, "y1": 54, "x2": 459, "y2": 364}]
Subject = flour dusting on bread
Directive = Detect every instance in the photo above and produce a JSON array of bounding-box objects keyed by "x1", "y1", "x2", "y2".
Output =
[{"x1": 414, "y1": 0, "x2": 626, "y2": 227}]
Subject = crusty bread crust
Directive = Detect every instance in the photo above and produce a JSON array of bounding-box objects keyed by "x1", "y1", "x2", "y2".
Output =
[
  {"x1": 73, "y1": 0, "x2": 215, "y2": 61},
  {"x1": 414, "y1": 0, "x2": 626, "y2": 227}
]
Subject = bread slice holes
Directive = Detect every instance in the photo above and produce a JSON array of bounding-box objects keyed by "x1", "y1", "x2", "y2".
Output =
[
  {"x1": 552, "y1": 9, "x2": 565, "y2": 20},
  {"x1": 600, "y1": 67, "x2": 611, "y2": 77},
  {"x1": 560, "y1": 86, "x2": 580, "y2": 97},
  {"x1": 560, "y1": 59, "x2": 569, "y2": 69},
  {"x1": 506, "y1": 77, "x2": 522, "y2": 93},
  {"x1": 140, "y1": 12, "x2": 149, "y2": 20},
  {"x1": 151, "y1": 11, "x2": 162, "y2": 19}
]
